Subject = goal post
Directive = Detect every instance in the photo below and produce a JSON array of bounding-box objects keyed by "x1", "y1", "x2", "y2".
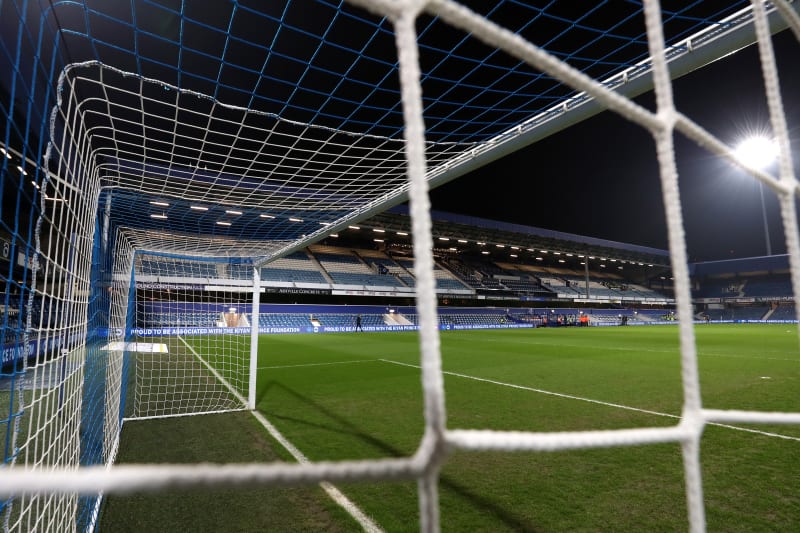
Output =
[{"x1": 249, "y1": 266, "x2": 261, "y2": 411}]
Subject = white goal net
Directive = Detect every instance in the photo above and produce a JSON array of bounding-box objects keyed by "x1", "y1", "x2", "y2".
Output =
[{"x1": 1, "y1": 1, "x2": 799, "y2": 532}]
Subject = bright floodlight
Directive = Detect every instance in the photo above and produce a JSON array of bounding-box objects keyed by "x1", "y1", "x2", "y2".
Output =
[{"x1": 734, "y1": 135, "x2": 778, "y2": 169}]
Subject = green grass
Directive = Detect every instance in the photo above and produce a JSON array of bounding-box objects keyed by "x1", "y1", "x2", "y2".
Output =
[
  {"x1": 100, "y1": 324, "x2": 800, "y2": 532},
  {"x1": 100, "y1": 412, "x2": 354, "y2": 533}
]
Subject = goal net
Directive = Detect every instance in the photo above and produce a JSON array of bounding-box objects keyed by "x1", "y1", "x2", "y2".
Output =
[
  {"x1": 127, "y1": 250, "x2": 254, "y2": 419},
  {"x1": 1, "y1": 1, "x2": 799, "y2": 532}
]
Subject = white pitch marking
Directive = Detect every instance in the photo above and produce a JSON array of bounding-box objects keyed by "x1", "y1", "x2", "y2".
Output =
[
  {"x1": 260, "y1": 359, "x2": 376, "y2": 370},
  {"x1": 249, "y1": 409, "x2": 385, "y2": 533},
  {"x1": 380, "y1": 359, "x2": 800, "y2": 442}
]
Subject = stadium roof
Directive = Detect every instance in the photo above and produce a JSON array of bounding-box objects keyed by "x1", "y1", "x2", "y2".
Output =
[
  {"x1": 315, "y1": 206, "x2": 674, "y2": 285},
  {"x1": 691, "y1": 254, "x2": 791, "y2": 277}
]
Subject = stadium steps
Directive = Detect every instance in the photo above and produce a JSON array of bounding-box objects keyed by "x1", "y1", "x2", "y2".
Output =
[
  {"x1": 305, "y1": 249, "x2": 335, "y2": 285},
  {"x1": 352, "y1": 250, "x2": 373, "y2": 270},
  {"x1": 738, "y1": 279, "x2": 748, "y2": 297},
  {"x1": 384, "y1": 313, "x2": 412, "y2": 325},
  {"x1": 356, "y1": 249, "x2": 409, "y2": 287},
  {"x1": 433, "y1": 260, "x2": 472, "y2": 290}
]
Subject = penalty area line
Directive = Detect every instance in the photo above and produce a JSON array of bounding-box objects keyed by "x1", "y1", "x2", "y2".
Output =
[
  {"x1": 249, "y1": 409, "x2": 385, "y2": 533},
  {"x1": 379, "y1": 359, "x2": 800, "y2": 442}
]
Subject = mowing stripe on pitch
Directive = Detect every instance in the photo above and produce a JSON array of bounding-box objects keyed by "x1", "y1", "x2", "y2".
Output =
[
  {"x1": 180, "y1": 336, "x2": 383, "y2": 532},
  {"x1": 466, "y1": 335, "x2": 800, "y2": 363},
  {"x1": 380, "y1": 359, "x2": 800, "y2": 442},
  {"x1": 249, "y1": 410, "x2": 385, "y2": 533}
]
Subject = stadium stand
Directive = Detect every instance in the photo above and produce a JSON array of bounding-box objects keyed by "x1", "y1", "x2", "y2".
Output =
[
  {"x1": 138, "y1": 258, "x2": 218, "y2": 279},
  {"x1": 769, "y1": 303, "x2": 797, "y2": 321},
  {"x1": 740, "y1": 275, "x2": 793, "y2": 298},
  {"x1": 259, "y1": 314, "x2": 313, "y2": 328},
  {"x1": 311, "y1": 246, "x2": 407, "y2": 288},
  {"x1": 704, "y1": 306, "x2": 771, "y2": 321},
  {"x1": 394, "y1": 256, "x2": 471, "y2": 292}
]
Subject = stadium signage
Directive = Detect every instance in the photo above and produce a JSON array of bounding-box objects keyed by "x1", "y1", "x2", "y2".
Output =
[
  {"x1": 444, "y1": 324, "x2": 533, "y2": 331},
  {"x1": 264, "y1": 287, "x2": 332, "y2": 295},
  {"x1": 133, "y1": 327, "x2": 254, "y2": 336},
  {"x1": 135, "y1": 283, "x2": 206, "y2": 290},
  {"x1": 1, "y1": 332, "x2": 82, "y2": 367},
  {"x1": 332, "y1": 289, "x2": 412, "y2": 297},
  {"x1": 130, "y1": 323, "x2": 535, "y2": 336}
]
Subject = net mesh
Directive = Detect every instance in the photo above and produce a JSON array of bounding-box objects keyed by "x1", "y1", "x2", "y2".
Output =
[
  {"x1": 1, "y1": 1, "x2": 799, "y2": 532},
  {"x1": 130, "y1": 251, "x2": 252, "y2": 419}
]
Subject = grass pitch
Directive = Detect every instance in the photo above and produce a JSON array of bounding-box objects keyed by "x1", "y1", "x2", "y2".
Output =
[{"x1": 100, "y1": 324, "x2": 800, "y2": 532}]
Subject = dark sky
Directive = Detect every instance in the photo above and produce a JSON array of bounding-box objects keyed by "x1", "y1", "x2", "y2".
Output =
[{"x1": 430, "y1": 29, "x2": 800, "y2": 263}]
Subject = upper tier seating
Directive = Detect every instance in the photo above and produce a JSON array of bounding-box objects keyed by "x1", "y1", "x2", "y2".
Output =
[
  {"x1": 395, "y1": 257, "x2": 468, "y2": 291},
  {"x1": 139, "y1": 259, "x2": 218, "y2": 278},
  {"x1": 312, "y1": 246, "x2": 405, "y2": 287}
]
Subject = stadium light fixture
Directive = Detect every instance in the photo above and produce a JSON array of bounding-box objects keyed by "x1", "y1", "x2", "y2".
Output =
[
  {"x1": 330, "y1": 233, "x2": 339, "y2": 238},
  {"x1": 458, "y1": 239, "x2": 468, "y2": 243},
  {"x1": 17, "y1": 165, "x2": 27, "y2": 176},
  {"x1": 150, "y1": 200, "x2": 169, "y2": 207},
  {"x1": 190, "y1": 205, "x2": 208, "y2": 211},
  {"x1": 150, "y1": 213, "x2": 168, "y2": 220},
  {"x1": 288, "y1": 217, "x2": 303, "y2": 222},
  {"x1": 510, "y1": 254, "x2": 517, "y2": 258},
  {"x1": 259, "y1": 213, "x2": 275, "y2": 219},
  {"x1": 216, "y1": 221, "x2": 231, "y2": 226},
  {"x1": 439, "y1": 237, "x2": 450, "y2": 241},
  {"x1": 396, "y1": 231, "x2": 408, "y2": 236},
  {"x1": 535, "y1": 257, "x2": 543, "y2": 261},
  {"x1": 496, "y1": 244, "x2": 505, "y2": 248},
  {"x1": 734, "y1": 135, "x2": 778, "y2": 169},
  {"x1": 373, "y1": 228, "x2": 385, "y2": 233},
  {"x1": 348, "y1": 225, "x2": 360, "y2": 230},
  {"x1": 225, "y1": 209, "x2": 243, "y2": 215},
  {"x1": 733, "y1": 134, "x2": 778, "y2": 256},
  {"x1": 0, "y1": 146, "x2": 11, "y2": 159},
  {"x1": 481, "y1": 251, "x2": 489, "y2": 255},
  {"x1": 374, "y1": 238, "x2": 384, "y2": 242}
]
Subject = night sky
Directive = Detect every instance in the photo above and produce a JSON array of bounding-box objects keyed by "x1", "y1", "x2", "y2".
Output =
[{"x1": 430, "y1": 29, "x2": 800, "y2": 263}]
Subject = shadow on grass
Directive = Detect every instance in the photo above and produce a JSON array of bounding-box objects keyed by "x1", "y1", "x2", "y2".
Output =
[{"x1": 257, "y1": 380, "x2": 545, "y2": 532}]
